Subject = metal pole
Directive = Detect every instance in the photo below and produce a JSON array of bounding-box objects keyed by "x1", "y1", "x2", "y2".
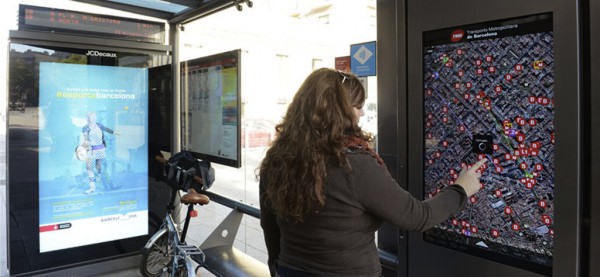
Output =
[{"x1": 170, "y1": 23, "x2": 181, "y2": 153}]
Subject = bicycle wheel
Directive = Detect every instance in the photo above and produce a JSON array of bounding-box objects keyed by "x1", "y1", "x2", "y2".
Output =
[{"x1": 140, "y1": 231, "x2": 170, "y2": 277}]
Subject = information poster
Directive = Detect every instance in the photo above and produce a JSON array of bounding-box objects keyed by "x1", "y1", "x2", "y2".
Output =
[
  {"x1": 422, "y1": 13, "x2": 554, "y2": 272},
  {"x1": 181, "y1": 53, "x2": 239, "y2": 166},
  {"x1": 38, "y1": 62, "x2": 148, "y2": 252}
]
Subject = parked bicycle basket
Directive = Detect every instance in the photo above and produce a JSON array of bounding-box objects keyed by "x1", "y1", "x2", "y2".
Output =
[{"x1": 166, "y1": 151, "x2": 215, "y2": 191}]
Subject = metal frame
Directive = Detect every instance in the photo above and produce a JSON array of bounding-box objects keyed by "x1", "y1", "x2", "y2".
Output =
[
  {"x1": 376, "y1": 0, "x2": 407, "y2": 276},
  {"x1": 163, "y1": 0, "x2": 202, "y2": 8},
  {"x1": 9, "y1": 30, "x2": 171, "y2": 55},
  {"x1": 589, "y1": 0, "x2": 599, "y2": 275},
  {"x1": 71, "y1": 0, "x2": 238, "y2": 25},
  {"x1": 169, "y1": 23, "x2": 182, "y2": 153},
  {"x1": 72, "y1": 0, "x2": 175, "y2": 20}
]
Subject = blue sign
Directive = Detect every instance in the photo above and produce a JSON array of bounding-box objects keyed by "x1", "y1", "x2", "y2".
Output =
[{"x1": 350, "y1": 41, "x2": 376, "y2": 77}]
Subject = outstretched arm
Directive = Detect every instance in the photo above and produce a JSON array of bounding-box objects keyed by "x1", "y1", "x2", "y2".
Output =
[
  {"x1": 352, "y1": 154, "x2": 484, "y2": 232},
  {"x1": 98, "y1": 123, "x2": 120, "y2": 135}
]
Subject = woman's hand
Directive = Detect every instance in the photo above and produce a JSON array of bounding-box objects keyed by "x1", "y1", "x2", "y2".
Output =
[{"x1": 454, "y1": 158, "x2": 487, "y2": 197}]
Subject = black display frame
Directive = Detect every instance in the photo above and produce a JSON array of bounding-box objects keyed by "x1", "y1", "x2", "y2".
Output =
[
  {"x1": 180, "y1": 49, "x2": 242, "y2": 168},
  {"x1": 406, "y1": 1, "x2": 583, "y2": 276},
  {"x1": 6, "y1": 42, "x2": 170, "y2": 276},
  {"x1": 420, "y1": 13, "x2": 554, "y2": 276}
]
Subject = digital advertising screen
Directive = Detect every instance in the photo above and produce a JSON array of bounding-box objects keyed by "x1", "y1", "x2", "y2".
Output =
[
  {"x1": 38, "y1": 62, "x2": 149, "y2": 252},
  {"x1": 181, "y1": 50, "x2": 241, "y2": 168},
  {"x1": 422, "y1": 13, "x2": 554, "y2": 274}
]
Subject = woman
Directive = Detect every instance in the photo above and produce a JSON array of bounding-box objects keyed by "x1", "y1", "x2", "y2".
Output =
[
  {"x1": 79, "y1": 111, "x2": 119, "y2": 193},
  {"x1": 259, "y1": 68, "x2": 485, "y2": 277}
]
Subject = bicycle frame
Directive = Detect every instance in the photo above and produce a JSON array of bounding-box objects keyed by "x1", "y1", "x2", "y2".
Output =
[
  {"x1": 142, "y1": 188, "x2": 200, "y2": 276},
  {"x1": 141, "y1": 154, "x2": 208, "y2": 277},
  {"x1": 166, "y1": 211, "x2": 196, "y2": 275}
]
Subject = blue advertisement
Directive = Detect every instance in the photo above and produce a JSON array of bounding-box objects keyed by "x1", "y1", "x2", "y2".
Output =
[{"x1": 38, "y1": 62, "x2": 148, "y2": 252}]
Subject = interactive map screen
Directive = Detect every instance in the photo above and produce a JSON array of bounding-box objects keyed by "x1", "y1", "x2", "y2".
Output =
[{"x1": 422, "y1": 13, "x2": 553, "y2": 274}]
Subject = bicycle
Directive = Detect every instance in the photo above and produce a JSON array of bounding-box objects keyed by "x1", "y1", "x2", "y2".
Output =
[{"x1": 140, "y1": 151, "x2": 214, "y2": 277}]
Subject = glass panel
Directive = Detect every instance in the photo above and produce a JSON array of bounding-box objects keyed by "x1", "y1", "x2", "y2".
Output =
[{"x1": 108, "y1": 0, "x2": 189, "y2": 13}]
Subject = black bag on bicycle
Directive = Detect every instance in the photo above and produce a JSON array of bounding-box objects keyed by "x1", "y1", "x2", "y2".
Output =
[{"x1": 166, "y1": 151, "x2": 215, "y2": 191}]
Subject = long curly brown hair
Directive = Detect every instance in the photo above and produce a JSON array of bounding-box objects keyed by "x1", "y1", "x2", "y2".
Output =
[{"x1": 259, "y1": 68, "x2": 372, "y2": 221}]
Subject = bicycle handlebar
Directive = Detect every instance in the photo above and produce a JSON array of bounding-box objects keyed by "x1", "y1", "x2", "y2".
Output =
[{"x1": 155, "y1": 155, "x2": 204, "y2": 185}]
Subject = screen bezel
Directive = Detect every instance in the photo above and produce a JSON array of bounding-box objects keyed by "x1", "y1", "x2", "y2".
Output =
[
  {"x1": 179, "y1": 49, "x2": 242, "y2": 168},
  {"x1": 6, "y1": 42, "x2": 168, "y2": 275},
  {"x1": 419, "y1": 13, "x2": 554, "y2": 276}
]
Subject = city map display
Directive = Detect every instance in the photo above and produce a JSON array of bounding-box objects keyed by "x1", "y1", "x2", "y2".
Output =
[{"x1": 422, "y1": 13, "x2": 553, "y2": 273}]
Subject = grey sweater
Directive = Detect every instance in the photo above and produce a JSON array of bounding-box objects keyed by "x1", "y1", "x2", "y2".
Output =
[{"x1": 260, "y1": 151, "x2": 467, "y2": 277}]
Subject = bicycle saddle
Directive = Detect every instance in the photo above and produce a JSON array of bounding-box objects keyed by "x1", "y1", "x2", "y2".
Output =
[{"x1": 181, "y1": 188, "x2": 210, "y2": 205}]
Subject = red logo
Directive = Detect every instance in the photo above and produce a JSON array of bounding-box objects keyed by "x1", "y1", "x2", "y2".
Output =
[{"x1": 450, "y1": 29, "x2": 465, "y2": 42}]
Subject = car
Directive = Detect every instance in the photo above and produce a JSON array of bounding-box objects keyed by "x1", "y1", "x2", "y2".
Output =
[{"x1": 242, "y1": 118, "x2": 276, "y2": 148}]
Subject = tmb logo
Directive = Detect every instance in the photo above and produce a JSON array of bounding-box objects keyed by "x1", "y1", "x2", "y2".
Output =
[
  {"x1": 450, "y1": 29, "x2": 465, "y2": 43},
  {"x1": 86, "y1": 50, "x2": 117, "y2": 58}
]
